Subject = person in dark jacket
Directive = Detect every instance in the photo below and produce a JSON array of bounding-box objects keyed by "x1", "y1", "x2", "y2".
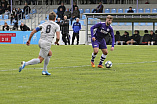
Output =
[
  {"x1": 17, "y1": 7, "x2": 22, "y2": 20},
  {"x1": 0, "y1": 8, "x2": 3, "y2": 14},
  {"x1": 148, "y1": 30, "x2": 157, "y2": 45},
  {"x1": 56, "y1": 18, "x2": 61, "y2": 29},
  {"x1": 120, "y1": 31, "x2": 130, "y2": 45},
  {"x1": 1, "y1": 4, "x2": 6, "y2": 14},
  {"x1": 92, "y1": 2, "x2": 104, "y2": 13},
  {"x1": 12, "y1": 7, "x2": 17, "y2": 17},
  {"x1": 6, "y1": 4, "x2": 11, "y2": 12},
  {"x1": 57, "y1": 8, "x2": 64, "y2": 20},
  {"x1": 3, "y1": 22, "x2": 10, "y2": 31},
  {"x1": 60, "y1": 16, "x2": 70, "y2": 45},
  {"x1": 127, "y1": 7, "x2": 134, "y2": 13},
  {"x1": 64, "y1": 8, "x2": 71, "y2": 19},
  {"x1": 20, "y1": 23, "x2": 30, "y2": 31},
  {"x1": 57, "y1": 2, "x2": 66, "y2": 13},
  {"x1": 56, "y1": 18, "x2": 61, "y2": 26},
  {"x1": 23, "y1": 2, "x2": 31, "y2": 15},
  {"x1": 142, "y1": 30, "x2": 150, "y2": 45},
  {"x1": 1, "y1": 0, "x2": 8, "y2": 8},
  {"x1": 72, "y1": 2, "x2": 79, "y2": 11},
  {"x1": 71, "y1": 18, "x2": 81, "y2": 45},
  {"x1": 70, "y1": 7, "x2": 80, "y2": 25},
  {"x1": 127, "y1": 30, "x2": 140, "y2": 45},
  {"x1": 114, "y1": 31, "x2": 121, "y2": 45}
]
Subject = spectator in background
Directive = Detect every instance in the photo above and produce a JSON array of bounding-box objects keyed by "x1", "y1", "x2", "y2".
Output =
[
  {"x1": 3, "y1": 22, "x2": 10, "y2": 31},
  {"x1": 57, "y1": 8, "x2": 64, "y2": 20},
  {"x1": 23, "y1": 2, "x2": 31, "y2": 15},
  {"x1": 57, "y1": 2, "x2": 66, "y2": 13},
  {"x1": 127, "y1": 7, "x2": 134, "y2": 13},
  {"x1": 19, "y1": 0, "x2": 23, "y2": 5},
  {"x1": 92, "y1": 2, "x2": 104, "y2": 13},
  {"x1": 72, "y1": 18, "x2": 81, "y2": 45},
  {"x1": 56, "y1": 18, "x2": 61, "y2": 26},
  {"x1": 12, "y1": 7, "x2": 17, "y2": 16},
  {"x1": 127, "y1": 30, "x2": 140, "y2": 45},
  {"x1": 60, "y1": 15, "x2": 70, "y2": 45},
  {"x1": 72, "y1": 2, "x2": 79, "y2": 11},
  {"x1": 142, "y1": 30, "x2": 150, "y2": 45},
  {"x1": 1, "y1": 4, "x2": 6, "y2": 14},
  {"x1": 70, "y1": 7, "x2": 80, "y2": 25},
  {"x1": 6, "y1": 4, "x2": 11, "y2": 12},
  {"x1": 56, "y1": 18, "x2": 61, "y2": 32},
  {"x1": 17, "y1": 7, "x2": 22, "y2": 20},
  {"x1": 11, "y1": 13, "x2": 18, "y2": 24},
  {"x1": 64, "y1": 8, "x2": 71, "y2": 19},
  {"x1": 148, "y1": 30, "x2": 156, "y2": 45},
  {"x1": 120, "y1": 31, "x2": 130, "y2": 45},
  {"x1": 20, "y1": 23, "x2": 30, "y2": 31},
  {"x1": 145, "y1": 1, "x2": 149, "y2": 4},
  {"x1": 0, "y1": 8, "x2": 3, "y2": 14},
  {"x1": 114, "y1": 31, "x2": 121, "y2": 45},
  {"x1": 1, "y1": 0, "x2": 8, "y2": 8}
]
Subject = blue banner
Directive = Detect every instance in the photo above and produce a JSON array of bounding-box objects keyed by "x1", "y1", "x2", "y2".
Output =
[{"x1": 0, "y1": 31, "x2": 40, "y2": 44}]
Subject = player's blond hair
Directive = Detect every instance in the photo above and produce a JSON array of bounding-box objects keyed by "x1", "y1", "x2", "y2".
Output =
[
  {"x1": 106, "y1": 15, "x2": 113, "y2": 20},
  {"x1": 49, "y1": 11, "x2": 56, "y2": 20}
]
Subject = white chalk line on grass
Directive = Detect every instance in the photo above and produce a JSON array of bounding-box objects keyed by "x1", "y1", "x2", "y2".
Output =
[{"x1": 0, "y1": 61, "x2": 157, "y2": 72}]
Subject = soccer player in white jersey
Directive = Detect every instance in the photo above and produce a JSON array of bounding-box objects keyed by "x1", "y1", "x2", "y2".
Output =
[{"x1": 19, "y1": 11, "x2": 60, "y2": 75}]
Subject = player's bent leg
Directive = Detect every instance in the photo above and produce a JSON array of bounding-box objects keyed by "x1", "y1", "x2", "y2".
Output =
[
  {"x1": 19, "y1": 57, "x2": 42, "y2": 72},
  {"x1": 42, "y1": 50, "x2": 52, "y2": 75},
  {"x1": 91, "y1": 48, "x2": 99, "y2": 68},
  {"x1": 98, "y1": 49, "x2": 108, "y2": 68}
]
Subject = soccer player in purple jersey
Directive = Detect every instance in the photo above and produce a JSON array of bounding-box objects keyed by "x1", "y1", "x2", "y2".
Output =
[{"x1": 90, "y1": 15, "x2": 115, "y2": 68}]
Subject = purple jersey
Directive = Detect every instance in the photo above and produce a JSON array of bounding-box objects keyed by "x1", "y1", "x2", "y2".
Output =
[{"x1": 91, "y1": 22, "x2": 115, "y2": 47}]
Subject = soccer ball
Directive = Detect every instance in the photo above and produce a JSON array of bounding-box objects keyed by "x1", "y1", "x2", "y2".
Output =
[{"x1": 105, "y1": 61, "x2": 112, "y2": 68}]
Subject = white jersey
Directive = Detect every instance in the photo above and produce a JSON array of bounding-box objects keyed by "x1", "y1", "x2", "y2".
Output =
[{"x1": 37, "y1": 21, "x2": 60, "y2": 43}]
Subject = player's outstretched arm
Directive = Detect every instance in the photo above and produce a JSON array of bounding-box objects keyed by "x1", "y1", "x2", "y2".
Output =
[
  {"x1": 26, "y1": 29, "x2": 37, "y2": 46},
  {"x1": 55, "y1": 31, "x2": 60, "y2": 45}
]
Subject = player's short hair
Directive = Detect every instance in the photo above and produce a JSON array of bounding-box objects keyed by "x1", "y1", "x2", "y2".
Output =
[
  {"x1": 129, "y1": 7, "x2": 132, "y2": 8},
  {"x1": 106, "y1": 15, "x2": 113, "y2": 20},
  {"x1": 49, "y1": 11, "x2": 56, "y2": 20}
]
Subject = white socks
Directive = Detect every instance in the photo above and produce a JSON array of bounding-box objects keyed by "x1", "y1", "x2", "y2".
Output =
[
  {"x1": 25, "y1": 56, "x2": 51, "y2": 71},
  {"x1": 43, "y1": 56, "x2": 51, "y2": 71},
  {"x1": 25, "y1": 58, "x2": 40, "y2": 66}
]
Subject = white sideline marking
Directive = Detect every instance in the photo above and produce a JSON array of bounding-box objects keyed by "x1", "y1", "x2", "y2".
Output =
[{"x1": 0, "y1": 61, "x2": 157, "y2": 72}]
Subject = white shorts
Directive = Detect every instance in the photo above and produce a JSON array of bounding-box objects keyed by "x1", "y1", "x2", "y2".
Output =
[{"x1": 38, "y1": 39, "x2": 51, "y2": 59}]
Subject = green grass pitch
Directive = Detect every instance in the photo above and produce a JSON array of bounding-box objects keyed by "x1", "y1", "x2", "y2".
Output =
[{"x1": 0, "y1": 44, "x2": 157, "y2": 104}]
